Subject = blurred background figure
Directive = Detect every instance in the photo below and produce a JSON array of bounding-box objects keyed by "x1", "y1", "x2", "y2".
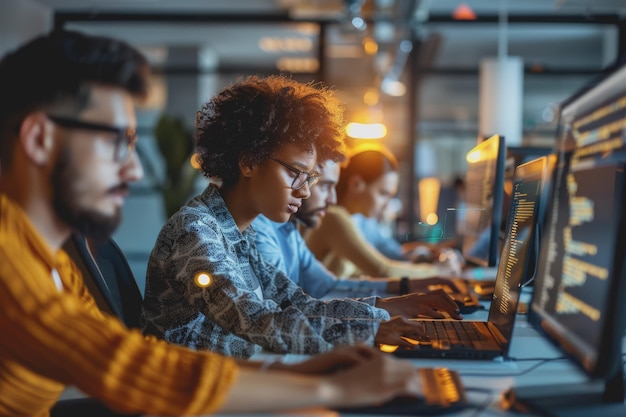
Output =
[{"x1": 306, "y1": 143, "x2": 462, "y2": 279}]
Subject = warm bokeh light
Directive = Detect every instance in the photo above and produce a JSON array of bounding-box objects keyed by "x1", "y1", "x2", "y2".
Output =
[
  {"x1": 419, "y1": 177, "x2": 441, "y2": 224},
  {"x1": 346, "y1": 122, "x2": 387, "y2": 139},
  {"x1": 452, "y1": 3, "x2": 477, "y2": 20},
  {"x1": 426, "y1": 213, "x2": 439, "y2": 225},
  {"x1": 379, "y1": 344, "x2": 399, "y2": 353},
  {"x1": 363, "y1": 89, "x2": 379, "y2": 106},
  {"x1": 362, "y1": 36, "x2": 378, "y2": 55},
  {"x1": 190, "y1": 153, "x2": 201, "y2": 170},
  {"x1": 258, "y1": 37, "x2": 313, "y2": 52},
  {"x1": 194, "y1": 272, "x2": 213, "y2": 287},
  {"x1": 276, "y1": 57, "x2": 319, "y2": 73},
  {"x1": 466, "y1": 149, "x2": 482, "y2": 163}
]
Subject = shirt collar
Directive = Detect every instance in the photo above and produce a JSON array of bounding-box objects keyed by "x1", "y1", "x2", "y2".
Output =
[{"x1": 199, "y1": 184, "x2": 255, "y2": 242}]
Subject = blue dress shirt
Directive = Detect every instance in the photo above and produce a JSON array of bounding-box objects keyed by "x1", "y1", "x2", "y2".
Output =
[
  {"x1": 252, "y1": 215, "x2": 388, "y2": 300},
  {"x1": 352, "y1": 213, "x2": 406, "y2": 260}
]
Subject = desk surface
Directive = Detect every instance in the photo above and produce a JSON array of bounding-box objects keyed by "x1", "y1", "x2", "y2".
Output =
[
  {"x1": 232, "y1": 292, "x2": 625, "y2": 417},
  {"x1": 136, "y1": 290, "x2": 626, "y2": 417}
]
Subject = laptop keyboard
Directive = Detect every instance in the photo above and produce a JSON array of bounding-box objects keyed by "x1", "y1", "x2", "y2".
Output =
[{"x1": 423, "y1": 321, "x2": 489, "y2": 350}]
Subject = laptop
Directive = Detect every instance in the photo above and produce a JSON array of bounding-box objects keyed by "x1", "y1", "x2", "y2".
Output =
[{"x1": 388, "y1": 156, "x2": 550, "y2": 360}]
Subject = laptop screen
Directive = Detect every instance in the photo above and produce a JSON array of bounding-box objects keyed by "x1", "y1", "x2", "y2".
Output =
[
  {"x1": 461, "y1": 134, "x2": 506, "y2": 267},
  {"x1": 488, "y1": 156, "x2": 547, "y2": 346}
]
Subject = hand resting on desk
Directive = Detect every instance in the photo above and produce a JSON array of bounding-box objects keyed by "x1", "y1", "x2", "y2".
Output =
[
  {"x1": 267, "y1": 345, "x2": 387, "y2": 375},
  {"x1": 222, "y1": 346, "x2": 423, "y2": 412}
]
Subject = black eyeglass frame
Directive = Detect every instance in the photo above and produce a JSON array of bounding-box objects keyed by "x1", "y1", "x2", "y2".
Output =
[
  {"x1": 46, "y1": 115, "x2": 138, "y2": 162},
  {"x1": 269, "y1": 156, "x2": 321, "y2": 190}
]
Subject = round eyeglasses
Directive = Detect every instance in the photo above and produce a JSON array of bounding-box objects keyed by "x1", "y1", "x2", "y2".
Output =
[
  {"x1": 269, "y1": 157, "x2": 321, "y2": 190},
  {"x1": 46, "y1": 115, "x2": 138, "y2": 162}
]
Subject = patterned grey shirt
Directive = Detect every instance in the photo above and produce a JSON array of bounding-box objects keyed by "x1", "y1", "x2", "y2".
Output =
[{"x1": 142, "y1": 185, "x2": 390, "y2": 358}]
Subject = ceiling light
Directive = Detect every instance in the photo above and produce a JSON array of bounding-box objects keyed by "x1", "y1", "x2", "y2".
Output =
[
  {"x1": 346, "y1": 122, "x2": 387, "y2": 139},
  {"x1": 276, "y1": 57, "x2": 319, "y2": 73}
]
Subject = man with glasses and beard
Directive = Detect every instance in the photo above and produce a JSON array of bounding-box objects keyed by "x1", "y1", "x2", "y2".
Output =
[
  {"x1": 254, "y1": 160, "x2": 464, "y2": 300},
  {"x1": 0, "y1": 30, "x2": 431, "y2": 417}
]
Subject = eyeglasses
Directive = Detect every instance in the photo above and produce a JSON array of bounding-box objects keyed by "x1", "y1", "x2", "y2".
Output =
[
  {"x1": 46, "y1": 115, "x2": 138, "y2": 162},
  {"x1": 269, "y1": 157, "x2": 321, "y2": 190}
]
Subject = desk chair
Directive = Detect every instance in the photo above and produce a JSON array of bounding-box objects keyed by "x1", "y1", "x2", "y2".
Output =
[{"x1": 51, "y1": 234, "x2": 143, "y2": 417}]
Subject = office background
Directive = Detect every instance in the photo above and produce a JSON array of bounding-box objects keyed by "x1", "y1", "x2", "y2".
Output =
[{"x1": 2, "y1": 0, "x2": 626, "y2": 290}]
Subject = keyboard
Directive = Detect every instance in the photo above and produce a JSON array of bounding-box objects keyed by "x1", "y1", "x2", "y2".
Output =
[
  {"x1": 335, "y1": 368, "x2": 468, "y2": 415},
  {"x1": 423, "y1": 321, "x2": 489, "y2": 350},
  {"x1": 432, "y1": 277, "x2": 483, "y2": 313}
]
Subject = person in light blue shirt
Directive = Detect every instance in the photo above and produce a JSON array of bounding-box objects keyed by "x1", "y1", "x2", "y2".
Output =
[
  {"x1": 253, "y1": 214, "x2": 369, "y2": 299},
  {"x1": 352, "y1": 212, "x2": 405, "y2": 260},
  {"x1": 254, "y1": 160, "x2": 462, "y2": 300}
]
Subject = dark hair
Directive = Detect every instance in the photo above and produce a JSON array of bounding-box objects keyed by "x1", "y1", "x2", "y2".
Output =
[
  {"x1": 336, "y1": 147, "x2": 399, "y2": 199},
  {"x1": 195, "y1": 74, "x2": 345, "y2": 188},
  {"x1": 0, "y1": 30, "x2": 149, "y2": 166}
]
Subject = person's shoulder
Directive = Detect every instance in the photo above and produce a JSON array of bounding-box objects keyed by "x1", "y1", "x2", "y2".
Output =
[
  {"x1": 328, "y1": 204, "x2": 350, "y2": 216},
  {"x1": 252, "y1": 214, "x2": 273, "y2": 228},
  {"x1": 251, "y1": 215, "x2": 284, "y2": 233},
  {"x1": 314, "y1": 206, "x2": 355, "y2": 237},
  {"x1": 326, "y1": 205, "x2": 352, "y2": 223}
]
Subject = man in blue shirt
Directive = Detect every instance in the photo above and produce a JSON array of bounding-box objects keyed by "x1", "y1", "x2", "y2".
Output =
[{"x1": 253, "y1": 160, "x2": 460, "y2": 300}]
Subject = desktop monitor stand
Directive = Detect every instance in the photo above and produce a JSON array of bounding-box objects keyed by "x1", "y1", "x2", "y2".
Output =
[{"x1": 501, "y1": 368, "x2": 625, "y2": 417}]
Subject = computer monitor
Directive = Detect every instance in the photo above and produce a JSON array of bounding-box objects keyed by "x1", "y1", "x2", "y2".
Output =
[
  {"x1": 520, "y1": 153, "x2": 557, "y2": 288},
  {"x1": 488, "y1": 155, "x2": 548, "y2": 347},
  {"x1": 461, "y1": 134, "x2": 506, "y2": 267},
  {"x1": 504, "y1": 159, "x2": 626, "y2": 416},
  {"x1": 503, "y1": 63, "x2": 626, "y2": 416}
]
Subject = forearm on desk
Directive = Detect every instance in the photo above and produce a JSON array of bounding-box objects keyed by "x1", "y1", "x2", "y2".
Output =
[{"x1": 217, "y1": 368, "x2": 338, "y2": 413}]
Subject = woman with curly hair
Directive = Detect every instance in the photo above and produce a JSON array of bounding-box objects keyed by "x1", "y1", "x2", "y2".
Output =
[{"x1": 141, "y1": 75, "x2": 459, "y2": 358}]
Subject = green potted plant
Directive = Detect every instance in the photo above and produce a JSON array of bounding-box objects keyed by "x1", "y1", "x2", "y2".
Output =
[{"x1": 152, "y1": 114, "x2": 200, "y2": 218}]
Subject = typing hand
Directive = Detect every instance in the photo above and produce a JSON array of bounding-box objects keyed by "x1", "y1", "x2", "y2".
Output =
[
  {"x1": 375, "y1": 316, "x2": 431, "y2": 348},
  {"x1": 377, "y1": 290, "x2": 463, "y2": 320}
]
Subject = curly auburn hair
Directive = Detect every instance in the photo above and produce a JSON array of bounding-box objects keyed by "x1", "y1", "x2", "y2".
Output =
[{"x1": 195, "y1": 74, "x2": 346, "y2": 188}]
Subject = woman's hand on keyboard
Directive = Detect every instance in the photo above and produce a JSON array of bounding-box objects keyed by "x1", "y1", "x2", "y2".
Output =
[
  {"x1": 374, "y1": 316, "x2": 432, "y2": 348},
  {"x1": 376, "y1": 290, "x2": 463, "y2": 320}
]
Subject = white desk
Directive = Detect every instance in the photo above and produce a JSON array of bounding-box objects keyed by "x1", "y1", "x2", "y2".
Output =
[{"x1": 240, "y1": 292, "x2": 624, "y2": 417}]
